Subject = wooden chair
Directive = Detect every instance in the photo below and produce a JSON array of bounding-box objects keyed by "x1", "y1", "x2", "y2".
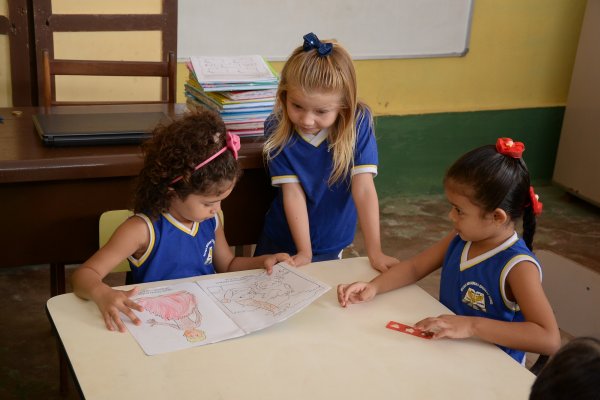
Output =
[
  {"x1": 41, "y1": 49, "x2": 176, "y2": 107},
  {"x1": 43, "y1": 48, "x2": 176, "y2": 298}
]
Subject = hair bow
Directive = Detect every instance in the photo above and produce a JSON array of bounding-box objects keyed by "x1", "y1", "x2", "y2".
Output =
[
  {"x1": 226, "y1": 132, "x2": 240, "y2": 160},
  {"x1": 303, "y1": 32, "x2": 333, "y2": 57},
  {"x1": 496, "y1": 137, "x2": 525, "y2": 158},
  {"x1": 529, "y1": 186, "x2": 543, "y2": 216}
]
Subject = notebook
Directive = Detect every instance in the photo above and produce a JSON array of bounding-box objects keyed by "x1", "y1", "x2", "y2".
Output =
[{"x1": 32, "y1": 112, "x2": 167, "y2": 146}]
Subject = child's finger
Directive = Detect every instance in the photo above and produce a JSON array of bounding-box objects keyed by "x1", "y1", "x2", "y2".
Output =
[
  {"x1": 125, "y1": 298, "x2": 144, "y2": 312},
  {"x1": 120, "y1": 306, "x2": 142, "y2": 326},
  {"x1": 375, "y1": 263, "x2": 389, "y2": 272},
  {"x1": 125, "y1": 286, "x2": 140, "y2": 298},
  {"x1": 342, "y1": 284, "x2": 361, "y2": 305},
  {"x1": 264, "y1": 263, "x2": 273, "y2": 275},
  {"x1": 415, "y1": 317, "x2": 441, "y2": 335},
  {"x1": 336, "y1": 284, "x2": 348, "y2": 306},
  {"x1": 414, "y1": 317, "x2": 433, "y2": 329},
  {"x1": 103, "y1": 313, "x2": 116, "y2": 331},
  {"x1": 114, "y1": 317, "x2": 128, "y2": 333}
]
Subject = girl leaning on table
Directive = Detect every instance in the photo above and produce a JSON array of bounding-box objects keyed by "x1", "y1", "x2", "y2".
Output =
[
  {"x1": 253, "y1": 32, "x2": 398, "y2": 271},
  {"x1": 338, "y1": 138, "x2": 561, "y2": 364},
  {"x1": 72, "y1": 111, "x2": 291, "y2": 333}
]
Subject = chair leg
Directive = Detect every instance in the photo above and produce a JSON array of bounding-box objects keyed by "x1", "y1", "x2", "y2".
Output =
[
  {"x1": 58, "y1": 348, "x2": 69, "y2": 395},
  {"x1": 529, "y1": 354, "x2": 549, "y2": 375},
  {"x1": 50, "y1": 263, "x2": 66, "y2": 297},
  {"x1": 50, "y1": 263, "x2": 69, "y2": 393}
]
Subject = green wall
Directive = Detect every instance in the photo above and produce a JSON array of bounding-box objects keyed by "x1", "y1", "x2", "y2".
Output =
[{"x1": 374, "y1": 107, "x2": 565, "y2": 197}]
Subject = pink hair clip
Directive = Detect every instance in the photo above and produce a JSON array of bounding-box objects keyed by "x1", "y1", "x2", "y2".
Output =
[
  {"x1": 170, "y1": 132, "x2": 241, "y2": 185},
  {"x1": 496, "y1": 137, "x2": 525, "y2": 159}
]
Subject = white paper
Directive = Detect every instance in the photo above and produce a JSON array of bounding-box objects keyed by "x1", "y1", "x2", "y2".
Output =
[
  {"x1": 190, "y1": 55, "x2": 277, "y2": 83},
  {"x1": 124, "y1": 263, "x2": 330, "y2": 355}
]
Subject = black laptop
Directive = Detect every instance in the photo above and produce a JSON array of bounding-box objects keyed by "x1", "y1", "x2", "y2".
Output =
[{"x1": 32, "y1": 111, "x2": 167, "y2": 146}]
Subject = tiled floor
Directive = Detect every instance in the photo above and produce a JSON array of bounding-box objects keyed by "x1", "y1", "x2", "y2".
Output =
[{"x1": 1, "y1": 185, "x2": 599, "y2": 399}]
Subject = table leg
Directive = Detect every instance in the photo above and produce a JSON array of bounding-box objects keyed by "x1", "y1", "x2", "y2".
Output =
[{"x1": 50, "y1": 263, "x2": 66, "y2": 297}]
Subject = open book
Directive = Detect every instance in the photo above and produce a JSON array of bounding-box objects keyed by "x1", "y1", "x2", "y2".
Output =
[{"x1": 124, "y1": 263, "x2": 330, "y2": 355}]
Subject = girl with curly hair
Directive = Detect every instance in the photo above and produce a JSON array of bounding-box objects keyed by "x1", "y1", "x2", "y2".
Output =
[{"x1": 72, "y1": 110, "x2": 290, "y2": 332}]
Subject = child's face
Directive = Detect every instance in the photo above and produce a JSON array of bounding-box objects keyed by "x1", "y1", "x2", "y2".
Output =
[
  {"x1": 444, "y1": 183, "x2": 497, "y2": 243},
  {"x1": 169, "y1": 181, "x2": 235, "y2": 225},
  {"x1": 285, "y1": 87, "x2": 342, "y2": 135}
]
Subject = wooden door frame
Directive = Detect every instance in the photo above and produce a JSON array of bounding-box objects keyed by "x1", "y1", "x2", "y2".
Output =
[{"x1": 3, "y1": 0, "x2": 37, "y2": 106}]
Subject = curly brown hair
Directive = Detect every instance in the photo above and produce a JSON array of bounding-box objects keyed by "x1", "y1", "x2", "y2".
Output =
[{"x1": 133, "y1": 110, "x2": 241, "y2": 219}]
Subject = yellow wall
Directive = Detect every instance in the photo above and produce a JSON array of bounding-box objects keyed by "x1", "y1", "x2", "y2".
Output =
[
  {"x1": 1, "y1": 0, "x2": 588, "y2": 114},
  {"x1": 352, "y1": 0, "x2": 587, "y2": 115},
  {"x1": 0, "y1": 0, "x2": 11, "y2": 106}
]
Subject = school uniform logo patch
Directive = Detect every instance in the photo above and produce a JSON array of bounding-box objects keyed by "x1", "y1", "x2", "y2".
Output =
[
  {"x1": 204, "y1": 239, "x2": 215, "y2": 265},
  {"x1": 460, "y1": 281, "x2": 493, "y2": 313}
]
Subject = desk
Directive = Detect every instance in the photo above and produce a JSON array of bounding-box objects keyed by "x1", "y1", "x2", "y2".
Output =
[
  {"x1": 0, "y1": 105, "x2": 274, "y2": 294},
  {"x1": 46, "y1": 257, "x2": 535, "y2": 399}
]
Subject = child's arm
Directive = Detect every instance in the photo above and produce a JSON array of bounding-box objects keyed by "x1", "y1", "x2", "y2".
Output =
[
  {"x1": 415, "y1": 260, "x2": 561, "y2": 356},
  {"x1": 351, "y1": 173, "x2": 399, "y2": 272},
  {"x1": 281, "y1": 182, "x2": 312, "y2": 266},
  {"x1": 71, "y1": 216, "x2": 149, "y2": 332},
  {"x1": 212, "y1": 224, "x2": 292, "y2": 274},
  {"x1": 338, "y1": 231, "x2": 453, "y2": 307}
]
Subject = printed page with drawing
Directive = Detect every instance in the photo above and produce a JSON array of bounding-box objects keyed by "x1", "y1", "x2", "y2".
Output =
[{"x1": 124, "y1": 263, "x2": 330, "y2": 355}]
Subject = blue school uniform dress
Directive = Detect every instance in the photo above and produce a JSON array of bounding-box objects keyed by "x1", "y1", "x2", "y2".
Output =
[
  {"x1": 127, "y1": 213, "x2": 218, "y2": 283},
  {"x1": 255, "y1": 109, "x2": 378, "y2": 261},
  {"x1": 439, "y1": 232, "x2": 542, "y2": 364}
]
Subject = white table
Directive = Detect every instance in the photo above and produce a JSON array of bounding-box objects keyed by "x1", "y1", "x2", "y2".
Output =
[{"x1": 46, "y1": 257, "x2": 535, "y2": 399}]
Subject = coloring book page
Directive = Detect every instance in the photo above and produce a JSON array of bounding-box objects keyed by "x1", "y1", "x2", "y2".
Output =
[{"x1": 124, "y1": 263, "x2": 330, "y2": 355}]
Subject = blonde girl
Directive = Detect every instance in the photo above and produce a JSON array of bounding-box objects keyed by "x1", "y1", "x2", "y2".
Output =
[{"x1": 254, "y1": 32, "x2": 398, "y2": 271}]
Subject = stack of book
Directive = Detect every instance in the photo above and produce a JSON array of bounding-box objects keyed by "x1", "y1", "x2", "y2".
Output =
[{"x1": 185, "y1": 55, "x2": 279, "y2": 137}]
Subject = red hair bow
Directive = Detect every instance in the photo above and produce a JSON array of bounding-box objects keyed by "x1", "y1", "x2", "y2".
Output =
[
  {"x1": 496, "y1": 137, "x2": 525, "y2": 158},
  {"x1": 529, "y1": 186, "x2": 543, "y2": 216}
]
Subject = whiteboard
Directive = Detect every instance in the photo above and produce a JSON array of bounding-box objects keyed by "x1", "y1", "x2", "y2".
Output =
[{"x1": 178, "y1": 0, "x2": 473, "y2": 61}]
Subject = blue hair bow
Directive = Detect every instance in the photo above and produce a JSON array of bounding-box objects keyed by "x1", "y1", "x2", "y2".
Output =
[{"x1": 303, "y1": 32, "x2": 333, "y2": 57}]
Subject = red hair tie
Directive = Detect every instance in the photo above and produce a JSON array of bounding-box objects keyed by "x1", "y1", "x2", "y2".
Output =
[
  {"x1": 496, "y1": 137, "x2": 525, "y2": 159},
  {"x1": 529, "y1": 186, "x2": 543, "y2": 216}
]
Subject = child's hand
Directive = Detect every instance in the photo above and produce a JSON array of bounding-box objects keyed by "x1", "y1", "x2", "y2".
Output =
[
  {"x1": 263, "y1": 253, "x2": 293, "y2": 274},
  {"x1": 368, "y1": 252, "x2": 399, "y2": 272},
  {"x1": 292, "y1": 251, "x2": 312, "y2": 267},
  {"x1": 415, "y1": 314, "x2": 474, "y2": 339},
  {"x1": 337, "y1": 282, "x2": 377, "y2": 307},
  {"x1": 92, "y1": 286, "x2": 144, "y2": 333}
]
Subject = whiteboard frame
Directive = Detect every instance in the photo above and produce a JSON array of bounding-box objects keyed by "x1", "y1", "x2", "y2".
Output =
[{"x1": 177, "y1": 0, "x2": 474, "y2": 61}]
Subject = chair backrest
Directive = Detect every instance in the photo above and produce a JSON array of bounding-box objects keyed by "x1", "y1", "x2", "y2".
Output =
[
  {"x1": 99, "y1": 210, "x2": 134, "y2": 273},
  {"x1": 42, "y1": 49, "x2": 176, "y2": 108}
]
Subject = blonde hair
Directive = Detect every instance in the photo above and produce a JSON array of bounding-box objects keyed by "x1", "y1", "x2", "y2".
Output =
[{"x1": 263, "y1": 38, "x2": 372, "y2": 185}]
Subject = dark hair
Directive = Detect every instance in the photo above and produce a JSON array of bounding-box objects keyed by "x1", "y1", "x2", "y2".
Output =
[
  {"x1": 133, "y1": 110, "x2": 241, "y2": 219},
  {"x1": 444, "y1": 144, "x2": 537, "y2": 250},
  {"x1": 530, "y1": 337, "x2": 600, "y2": 400}
]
